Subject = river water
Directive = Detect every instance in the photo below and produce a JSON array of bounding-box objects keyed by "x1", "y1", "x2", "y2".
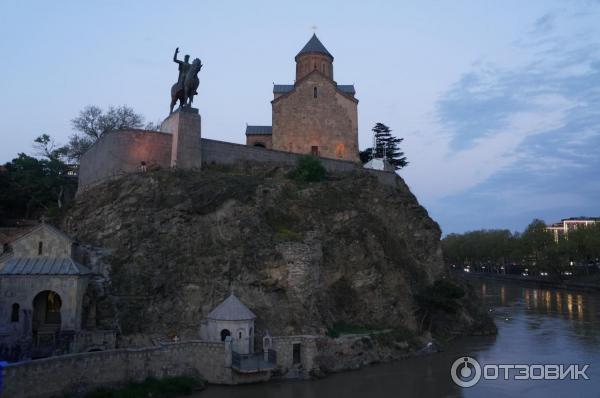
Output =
[{"x1": 194, "y1": 279, "x2": 600, "y2": 397}]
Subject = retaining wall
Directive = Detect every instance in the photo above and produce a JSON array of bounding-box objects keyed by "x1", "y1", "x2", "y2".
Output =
[
  {"x1": 77, "y1": 129, "x2": 172, "y2": 193},
  {"x1": 1, "y1": 341, "x2": 226, "y2": 398}
]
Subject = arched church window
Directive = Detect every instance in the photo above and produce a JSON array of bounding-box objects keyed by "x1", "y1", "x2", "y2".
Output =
[
  {"x1": 314, "y1": 87, "x2": 318, "y2": 98},
  {"x1": 38, "y1": 241, "x2": 43, "y2": 255},
  {"x1": 11, "y1": 303, "x2": 19, "y2": 322},
  {"x1": 239, "y1": 331, "x2": 243, "y2": 339}
]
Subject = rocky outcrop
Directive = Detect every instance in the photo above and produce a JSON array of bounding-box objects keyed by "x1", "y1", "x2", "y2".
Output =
[{"x1": 62, "y1": 165, "x2": 475, "y2": 346}]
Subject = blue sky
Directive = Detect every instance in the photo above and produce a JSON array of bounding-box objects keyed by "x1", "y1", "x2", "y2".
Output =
[{"x1": 0, "y1": 1, "x2": 598, "y2": 234}]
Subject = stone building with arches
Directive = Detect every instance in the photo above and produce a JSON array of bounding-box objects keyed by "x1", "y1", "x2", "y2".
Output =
[
  {"x1": 0, "y1": 223, "x2": 115, "y2": 360},
  {"x1": 245, "y1": 34, "x2": 360, "y2": 162}
]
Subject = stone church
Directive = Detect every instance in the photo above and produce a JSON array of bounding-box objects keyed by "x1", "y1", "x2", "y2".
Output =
[
  {"x1": 0, "y1": 223, "x2": 115, "y2": 360},
  {"x1": 245, "y1": 34, "x2": 360, "y2": 162}
]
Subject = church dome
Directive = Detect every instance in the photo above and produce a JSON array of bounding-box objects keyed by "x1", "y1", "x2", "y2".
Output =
[
  {"x1": 206, "y1": 293, "x2": 256, "y2": 321},
  {"x1": 295, "y1": 34, "x2": 333, "y2": 60}
]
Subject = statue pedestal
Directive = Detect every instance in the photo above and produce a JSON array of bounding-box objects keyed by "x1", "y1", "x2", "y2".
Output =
[{"x1": 161, "y1": 107, "x2": 202, "y2": 169}]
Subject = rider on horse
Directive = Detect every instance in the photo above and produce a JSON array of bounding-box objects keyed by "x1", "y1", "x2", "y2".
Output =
[{"x1": 170, "y1": 47, "x2": 202, "y2": 113}]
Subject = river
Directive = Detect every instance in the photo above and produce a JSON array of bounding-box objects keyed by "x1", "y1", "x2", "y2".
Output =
[{"x1": 192, "y1": 279, "x2": 600, "y2": 397}]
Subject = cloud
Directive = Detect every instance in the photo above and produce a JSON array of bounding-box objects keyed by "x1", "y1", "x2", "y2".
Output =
[
  {"x1": 531, "y1": 13, "x2": 556, "y2": 36},
  {"x1": 403, "y1": 9, "x2": 600, "y2": 232}
]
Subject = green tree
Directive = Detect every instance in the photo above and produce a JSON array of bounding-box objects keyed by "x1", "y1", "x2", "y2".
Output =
[
  {"x1": 287, "y1": 155, "x2": 326, "y2": 182},
  {"x1": 361, "y1": 123, "x2": 408, "y2": 170},
  {"x1": 0, "y1": 136, "x2": 78, "y2": 223},
  {"x1": 521, "y1": 219, "x2": 554, "y2": 271},
  {"x1": 0, "y1": 154, "x2": 70, "y2": 220}
]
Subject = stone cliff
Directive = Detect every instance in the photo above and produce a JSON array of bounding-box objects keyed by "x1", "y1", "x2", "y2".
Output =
[{"x1": 62, "y1": 165, "x2": 489, "y2": 346}]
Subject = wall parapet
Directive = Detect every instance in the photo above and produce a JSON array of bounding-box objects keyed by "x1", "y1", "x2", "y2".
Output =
[{"x1": 1, "y1": 340, "x2": 227, "y2": 398}]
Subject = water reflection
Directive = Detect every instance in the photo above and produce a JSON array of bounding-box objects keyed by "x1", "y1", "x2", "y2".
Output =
[{"x1": 193, "y1": 280, "x2": 600, "y2": 398}]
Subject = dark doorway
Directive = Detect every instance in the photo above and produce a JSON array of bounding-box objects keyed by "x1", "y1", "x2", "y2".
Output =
[
  {"x1": 220, "y1": 329, "x2": 231, "y2": 341},
  {"x1": 32, "y1": 290, "x2": 62, "y2": 346},
  {"x1": 292, "y1": 343, "x2": 301, "y2": 364},
  {"x1": 311, "y1": 146, "x2": 319, "y2": 156},
  {"x1": 11, "y1": 303, "x2": 19, "y2": 322}
]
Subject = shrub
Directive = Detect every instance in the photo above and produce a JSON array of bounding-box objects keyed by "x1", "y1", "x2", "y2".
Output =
[{"x1": 287, "y1": 155, "x2": 326, "y2": 182}]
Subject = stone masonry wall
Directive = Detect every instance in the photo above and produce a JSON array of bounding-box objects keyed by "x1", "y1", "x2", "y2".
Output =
[
  {"x1": 77, "y1": 129, "x2": 172, "y2": 193},
  {"x1": 0, "y1": 275, "x2": 88, "y2": 333},
  {"x1": 77, "y1": 132, "x2": 397, "y2": 193},
  {"x1": 272, "y1": 72, "x2": 359, "y2": 162},
  {"x1": 11, "y1": 227, "x2": 71, "y2": 258},
  {"x1": 1, "y1": 341, "x2": 227, "y2": 398},
  {"x1": 201, "y1": 138, "x2": 357, "y2": 172},
  {"x1": 271, "y1": 335, "x2": 319, "y2": 378}
]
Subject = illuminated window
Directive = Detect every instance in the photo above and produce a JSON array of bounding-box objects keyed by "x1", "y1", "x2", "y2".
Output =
[{"x1": 336, "y1": 143, "x2": 345, "y2": 158}]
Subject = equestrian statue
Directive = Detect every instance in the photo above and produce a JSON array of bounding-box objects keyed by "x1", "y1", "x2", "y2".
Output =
[{"x1": 170, "y1": 47, "x2": 203, "y2": 113}]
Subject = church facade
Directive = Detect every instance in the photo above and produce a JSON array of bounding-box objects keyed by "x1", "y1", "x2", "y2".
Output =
[{"x1": 246, "y1": 34, "x2": 360, "y2": 162}]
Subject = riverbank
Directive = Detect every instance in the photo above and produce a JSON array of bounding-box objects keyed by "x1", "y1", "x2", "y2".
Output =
[
  {"x1": 457, "y1": 271, "x2": 600, "y2": 293},
  {"x1": 183, "y1": 278, "x2": 600, "y2": 398}
]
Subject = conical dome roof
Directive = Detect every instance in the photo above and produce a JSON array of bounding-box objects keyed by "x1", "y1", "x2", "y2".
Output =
[
  {"x1": 296, "y1": 34, "x2": 333, "y2": 59},
  {"x1": 206, "y1": 293, "x2": 256, "y2": 321}
]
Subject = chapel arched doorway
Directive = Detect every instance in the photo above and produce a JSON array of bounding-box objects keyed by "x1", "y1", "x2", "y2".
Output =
[
  {"x1": 220, "y1": 328, "x2": 231, "y2": 341},
  {"x1": 32, "y1": 290, "x2": 62, "y2": 344}
]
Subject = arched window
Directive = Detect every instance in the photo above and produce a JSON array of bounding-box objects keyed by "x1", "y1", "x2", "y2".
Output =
[
  {"x1": 220, "y1": 329, "x2": 231, "y2": 341},
  {"x1": 253, "y1": 142, "x2": 266, "y2": 148},
  {"x1": 38, "y1": 241, "x2": 43, "y2": 255},
  {"x1": 314, "y1": 87, "x2": 318, "y2": 98},
  {"x1": 11, "y1": 303, "x2": 19, "y2": 322},
  {"x1": 239, "y1": 331, "x2": 243, "y2": 339}
]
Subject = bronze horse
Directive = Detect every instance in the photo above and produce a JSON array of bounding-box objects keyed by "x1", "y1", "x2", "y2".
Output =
[{"x1": 170, "y1": 58, "x2": 202, "y2": 113}]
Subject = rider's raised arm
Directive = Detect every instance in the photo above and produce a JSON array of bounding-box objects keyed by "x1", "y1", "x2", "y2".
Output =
[{"x1": 173, "y1": 47, "x2": 182, "y2": 64}]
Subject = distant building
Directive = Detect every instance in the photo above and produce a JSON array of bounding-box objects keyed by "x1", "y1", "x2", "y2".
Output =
[
  {"x1": 245, "y1": 34, "x2": 360, "y2": 162},
  {"x1": 546, "y1": 217, "x2": 600, "y2": 242}
]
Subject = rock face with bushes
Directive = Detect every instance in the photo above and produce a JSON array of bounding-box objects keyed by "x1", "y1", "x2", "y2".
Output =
[{"x1": 62, "y1": 164, "x2": 492, "y2": 346}]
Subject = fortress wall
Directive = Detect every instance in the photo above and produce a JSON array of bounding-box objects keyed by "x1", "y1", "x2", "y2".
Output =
[
  {"x1": 77, "y1": 130, "x2": 172, "y2": 194},
  {"x1": 1, "y1": 341, "x2": 228, "y2": 398},
  {"x1": 76, "y1": 131, "x2": 398, "y2": 193},
  {"x1": 200, "y1": 138, "x2": 358, "y2": 173},
  {"x1": 201, "y1": 138, "x2": 398, "y2": 186}
]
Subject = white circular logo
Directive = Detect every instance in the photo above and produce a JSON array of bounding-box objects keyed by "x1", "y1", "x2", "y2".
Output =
[{"x1": 451, "y1": 356, "x2": 482, "y2": 387}]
